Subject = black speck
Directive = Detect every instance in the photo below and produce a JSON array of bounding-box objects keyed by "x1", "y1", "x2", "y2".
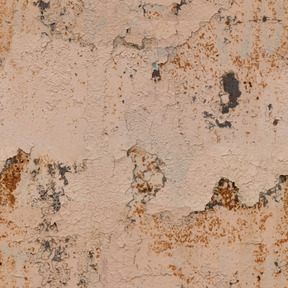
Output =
[
  {"x1": 174, "y1": 0, "x2": 186, "y2": 15},
  {"x1": 152, "y1": 69, "x2": 161, "y2": 82},
  {"x1": 50, "y1": 22, "x2": 56, "y2": 31},
  {"x1": 268, "y1": 104, "x2": 272, "y2": 110},
  {"x1": 273, "y1": 119, "x2": 279, "y2": 126},
  {"x1": 262, "y1": 16, "x2": 267, "y2": 22},
  {"x1": 279, "y1": 175, "x2": 287, "y2": 183}
]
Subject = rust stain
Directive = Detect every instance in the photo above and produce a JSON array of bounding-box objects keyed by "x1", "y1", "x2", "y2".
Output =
[
  {"x1": 127, "y1": 145, "x2": 166, "y2": 201},
  {"x1": 205, "y1": 178, "x2": 242, "y2": 210},
  {"x1": 127, "y1": 175, "x2": 288, "y2": 286},
  {"x1": 0, "y1": 149, "x2": 29, "y2": 208},
  {"x1": 0, "y1": 0, "x2": 16, "y2": 58}
]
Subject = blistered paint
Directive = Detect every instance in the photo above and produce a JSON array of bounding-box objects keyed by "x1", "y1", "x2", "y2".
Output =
[{"x1": 0, "y1": 0, "x2": 288, "y2": 287}]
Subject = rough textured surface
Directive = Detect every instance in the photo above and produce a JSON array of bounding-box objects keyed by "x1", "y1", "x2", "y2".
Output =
[{"x1": 0, "y1": 0, "x2": 288, "y2": 287}]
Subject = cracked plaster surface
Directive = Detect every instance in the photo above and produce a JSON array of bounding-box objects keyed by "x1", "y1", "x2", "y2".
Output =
[{"x1": 0, "y1": 0, "x2": 288, "y2": 287}]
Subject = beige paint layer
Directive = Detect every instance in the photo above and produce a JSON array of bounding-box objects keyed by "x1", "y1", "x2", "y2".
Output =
[{"x1": 0, "y1": 0, "x2": 288, "y2": 287}]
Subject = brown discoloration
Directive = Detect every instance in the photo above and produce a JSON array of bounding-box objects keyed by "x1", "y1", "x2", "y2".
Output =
[
  {"x1": 127, "y1": 145, "x2": 166, "y2": 203},
  {"x1": 152, "y1": 69, "x2": 161, "y2": 82},
  {"x1": 127, "y1": 175, "x2": 288, "y2": 286},
  {"x1": 206, "y1": 178, "x2": 242, "y2": 210},
  {"x1": 0, "y1": 150, "x2": 29, "y2": 208},
  {"x1": 157, "y1": 0, "x2": 288, "y2": 141},
  {"x1": 0, "y1": 0, "x2": 16, "y2": 57}
]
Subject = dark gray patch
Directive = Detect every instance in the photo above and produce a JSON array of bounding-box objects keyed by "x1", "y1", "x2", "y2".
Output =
[
  {"x1": 31, "y1": 167, "x2": 40, "y2": 179},
  {"x1": 37, "y1": 220, "x2": 58, "y2": 233},
  {"x1": 90, "y1": 264, "x2": 98, "y2": 271},
  {"x1": 52, "y1": 195, "x2": 61, "y2": 211},
  {"x1": 50, "y1": 22, "x2": 56, "y2": 31},
  {"x1": 257, "y1": 175, "x2": 287, "y2": 207},
  {"x1": 152, "y1": 69, "x2": 161, "y2": 82},
  {"x1": 279, "y1": 175, "x2": 286, "y2": 183},
  {"x1": 203, "y1": 111, "x2": 214, "y2": 119},
  {"x1": 58, "y1": 164, "x2": 71, "y2": 186},
  {"x1": 204, "y1": 120, "x2": 216, "y2": 130},
  {"x1": 33, "y1": 0, "x2": 50, "y2": 13},
  {"x1": 77, "y1": 279, "x2": 87, "y2": 287},
  {"x1": 174, "y1": 0, "x2": 186, "y2": 15},
  {"x1": 1, "y1": 155, "x2": 18, "y2": 173},
  {"x1": 47, "y1": 163, "x2": 56, "y2": 176},
  {"x1": 220, "y1": 71, "x2": 241, "y2": 114},
  {"x1": 216, "y1": 119, "x2": 232, "y2": 128},
  {"x1": 52, "y1": 248, "x2": 63, "y2": 262}
]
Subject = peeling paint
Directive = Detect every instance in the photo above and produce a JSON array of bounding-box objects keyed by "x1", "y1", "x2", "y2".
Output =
[{"x1": 1, "y1": 0, "x2": 288, "y2": 286}]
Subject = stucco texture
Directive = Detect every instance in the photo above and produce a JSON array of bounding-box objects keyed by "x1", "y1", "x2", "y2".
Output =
[{"x1": 0, "y1": 0, "x2": 288, "y2": 287}]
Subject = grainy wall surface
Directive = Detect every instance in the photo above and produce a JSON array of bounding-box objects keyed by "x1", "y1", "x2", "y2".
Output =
[{"x1": 0, "y1": 0, "x2": 288, "y2": 287}]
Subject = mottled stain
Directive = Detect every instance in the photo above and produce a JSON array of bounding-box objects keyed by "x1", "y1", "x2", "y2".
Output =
[
  {"x1": 127, "y1": 175, "x2": 288, "y2": 286},
  {"x1": 127, "y1": 145, "x2": 166, "y2": 204},
  {"x1": 1, "y1": 0, "x2": 288, "y2": 286},
  {"x1": 205, "y1": 178, "x2": 241, "y2": 210},
  {"x1": 0, "y1": 0, "x2": 16, "y2": 59},
  {"x1": 0, "y1": 150, "x2": 29, "y2": 208}
]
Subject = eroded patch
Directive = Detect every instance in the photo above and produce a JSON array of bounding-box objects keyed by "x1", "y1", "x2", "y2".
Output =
[
  {"x1": 126, "y1": 171, "x2": 288, "y2": 287},
  {"x1": 0, "y1": 149, "x2": 29, "y2": 208},
  {"x1": 127, "y1": 145, "x2": 166, "y2": 204},
  {"x1": 0, "y1": 150, "x2": 87, "y2": 287}
]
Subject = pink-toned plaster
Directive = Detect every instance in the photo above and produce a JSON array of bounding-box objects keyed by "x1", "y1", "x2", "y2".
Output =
[{"x1": 0, "y1": 0, "x2": 288, "y2": 287}]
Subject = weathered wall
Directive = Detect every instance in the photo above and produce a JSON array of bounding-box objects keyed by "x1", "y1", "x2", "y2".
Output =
[{"x1": 0, "y1": 0, "x2": 288, "y2": 287}]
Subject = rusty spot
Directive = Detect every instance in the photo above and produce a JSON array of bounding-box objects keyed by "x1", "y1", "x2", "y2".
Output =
[
  {"x1": 0, "y1": 150, "x2": 29, "y2": 208},
  {"x1": 205, "y1": 178, "x2": 242, "y2": 210},
  {"x1": 0, "y1": 0, "x2": 16, "y2": 57},
  {"x1": 127, "y1": 175, "x2": 288, "y2": 286},
  {"x1": 127, "y1": 145, "x2": 166, "y2": 203}
]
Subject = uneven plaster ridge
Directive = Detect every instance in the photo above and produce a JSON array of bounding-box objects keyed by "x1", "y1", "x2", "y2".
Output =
[{"x1": 0, "y1": 0, "x2": 288, "y2": 287}]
